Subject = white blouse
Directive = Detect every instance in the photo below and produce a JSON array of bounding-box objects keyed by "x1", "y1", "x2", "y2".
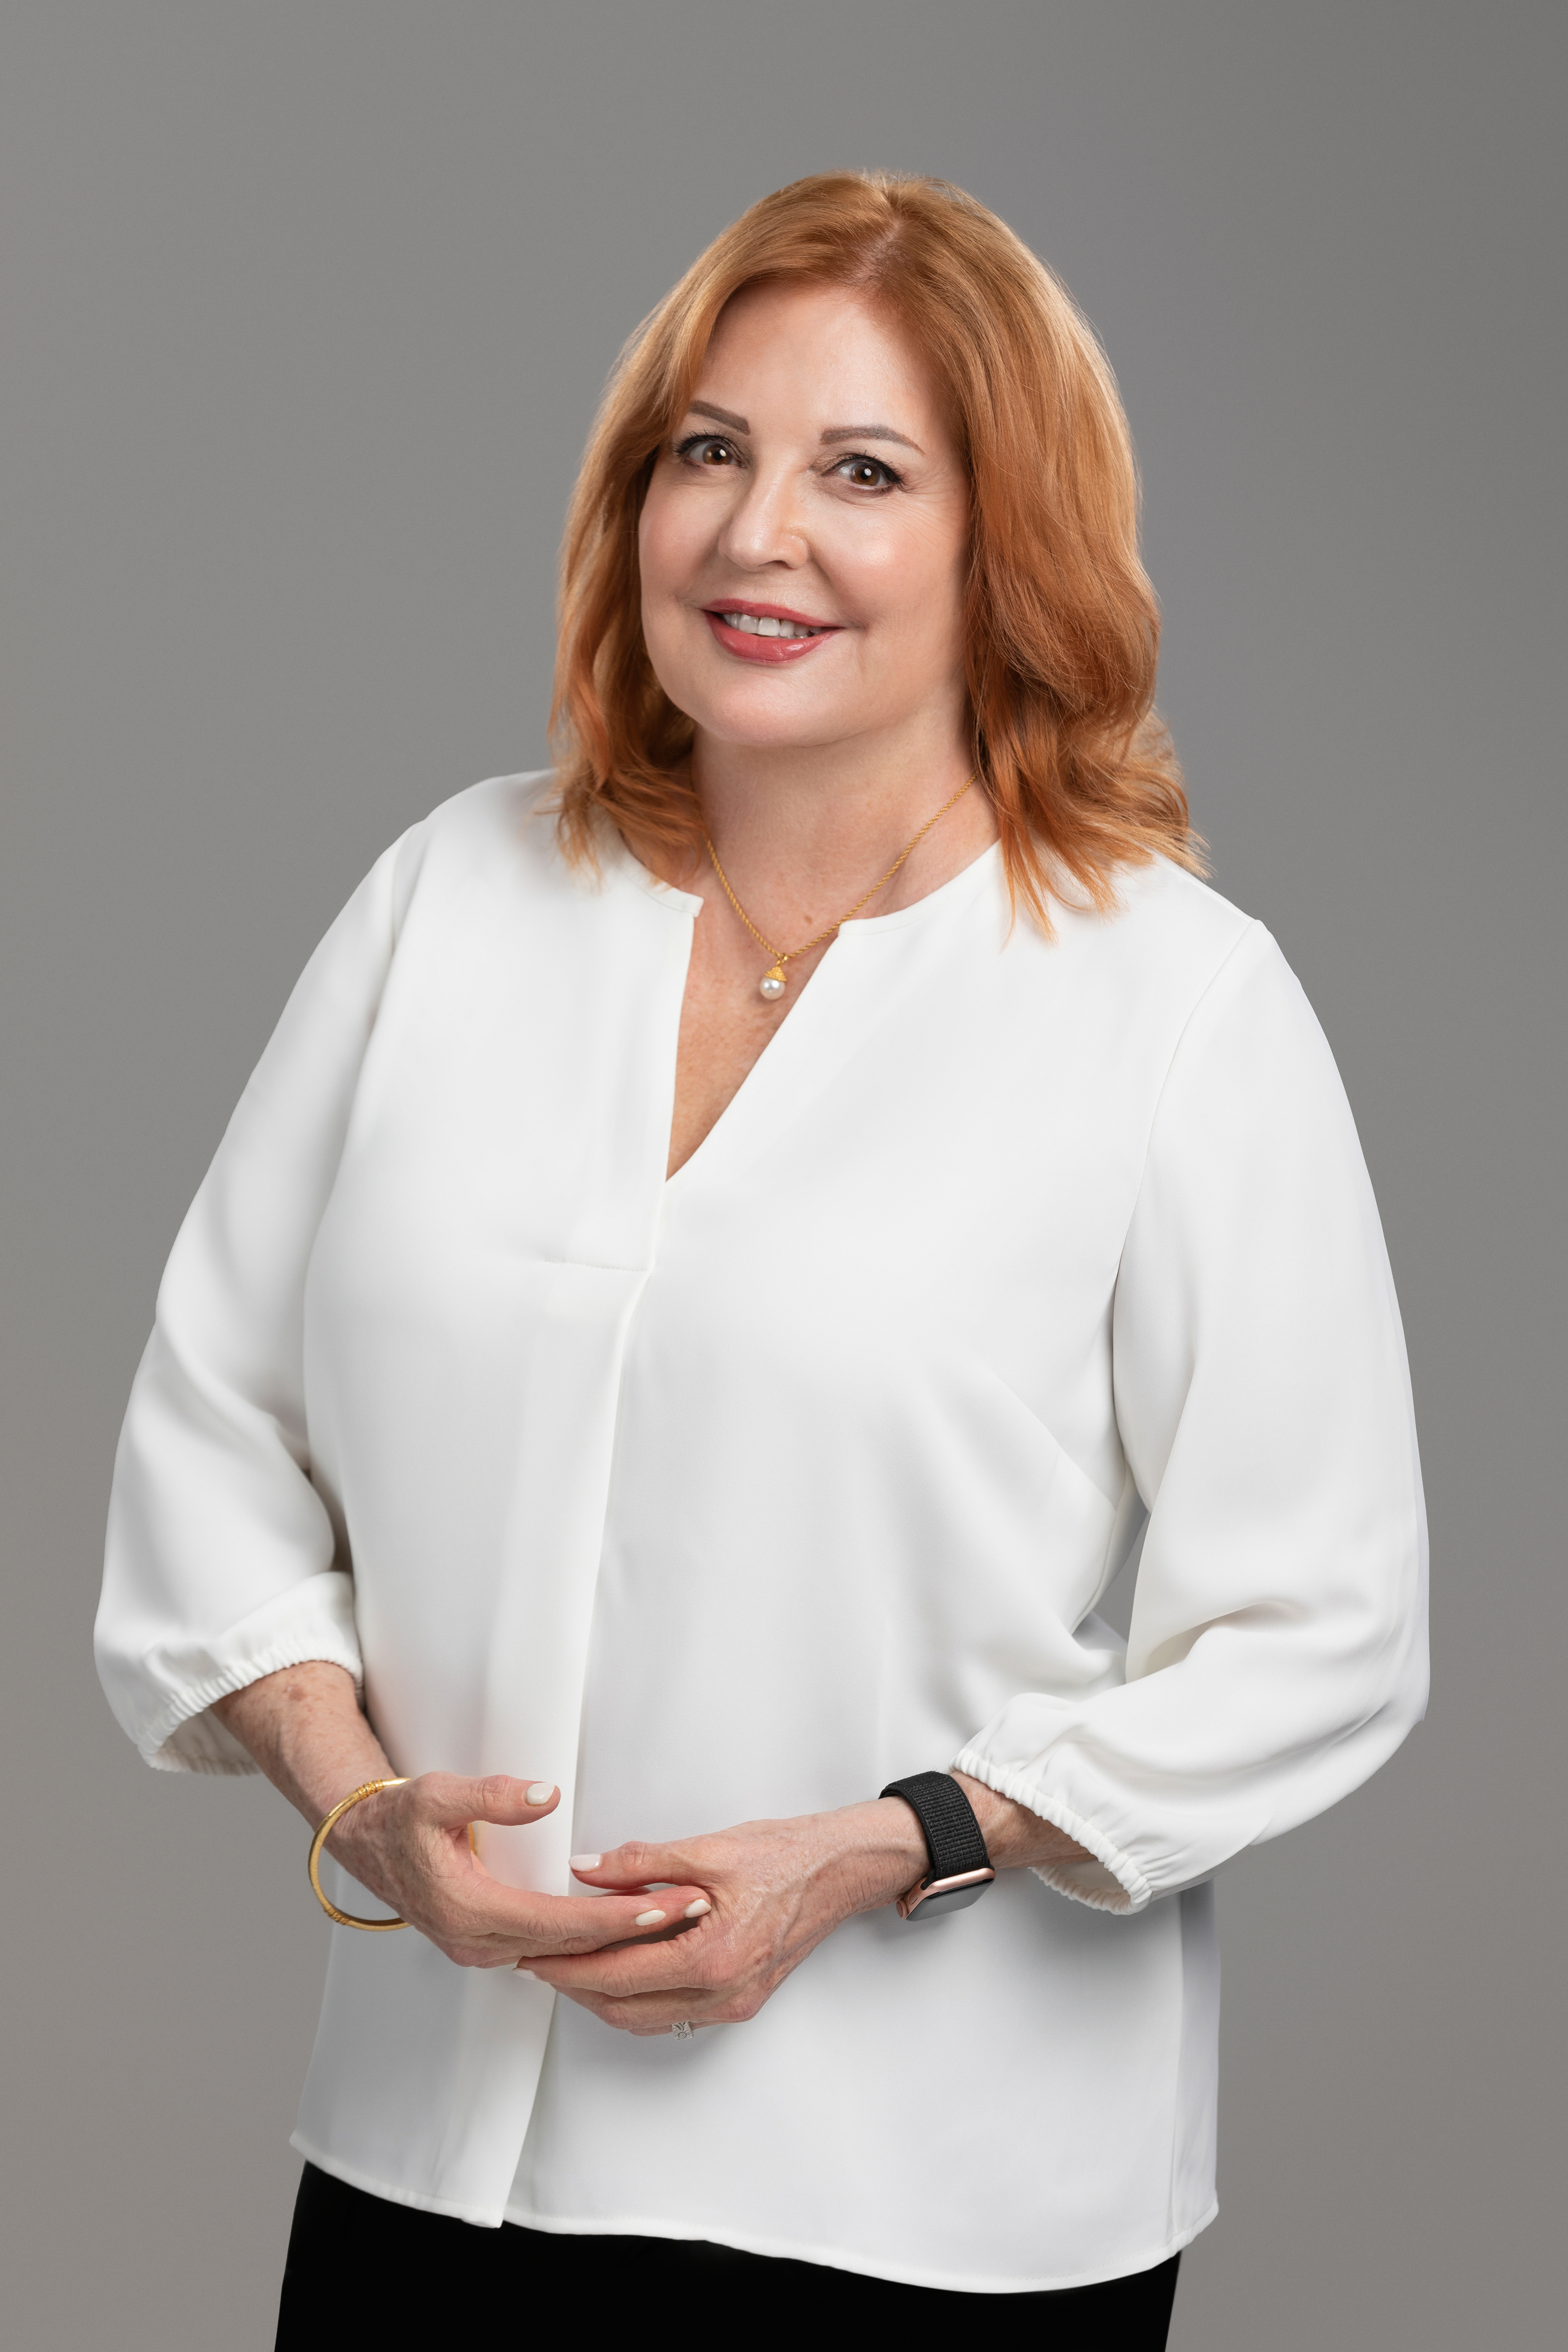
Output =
[{"x1": 96, "y1": 774, "x2": 1427, "y2": 2292}]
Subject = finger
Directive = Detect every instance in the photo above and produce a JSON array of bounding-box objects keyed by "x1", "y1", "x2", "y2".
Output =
[
  {"x1": 447, "y1": 1883, "x2": 710, "y2": 1952},
  {"x1": 550, "y1": 1890, "x2": 712, "y2": 1943},
  {"x1": 524, "y1": 1922, "x2": 716, "y2": 1997},
  {"x1": 421, "y1": 1773, "x2": 560, "y2": 1829},
  {"x1": 555, "y1": 1875, "x2": 714, "y2": 1931},
  {"x1": 506, "y1": 1888, "x2": 710, "y2": 1952},
  {"x1": 568, "y1": 1839, "x2": 706, "y2": 1889}
]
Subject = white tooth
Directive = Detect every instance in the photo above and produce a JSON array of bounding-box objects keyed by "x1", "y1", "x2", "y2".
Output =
[
  {"x1": 729, "y1": 612, "x2": 759, "y2": 633},
  {"x1": 756, "y1": 615, "x2": 782, "y2": 637}
]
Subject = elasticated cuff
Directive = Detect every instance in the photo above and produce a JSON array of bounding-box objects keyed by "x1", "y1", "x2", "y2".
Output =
[
  {"x1": 133, "y1": 1571, "x2": 363, "y2": 1772},
  {"x1": 951, "y1": 1746, "x2": 1153, "y2": 1915}
]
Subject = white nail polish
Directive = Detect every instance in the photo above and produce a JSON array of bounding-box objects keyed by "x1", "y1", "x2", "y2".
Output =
[
  {"x1": 683, "y1": 1899, "x2": 711, "y2": 1919},
  {"x1": 634, "y1": 1909, "x2": 666, "y2": 1927},
  {"x1": 526, "y1": 1783, "x2": 556, "y2": 1804},
  {"x1": 569, "y1": 1853, "x2": 602, "y2": 1871}
]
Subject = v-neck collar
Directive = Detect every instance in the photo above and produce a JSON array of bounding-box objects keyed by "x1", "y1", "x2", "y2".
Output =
[{"x1": 654, "y1": 840, "x2": 1004, "y2": 1196}]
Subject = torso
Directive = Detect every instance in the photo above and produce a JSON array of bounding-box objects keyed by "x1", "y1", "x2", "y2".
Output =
[{"x1": 283, "y1": 768, "x2": 1283, "y2": 2267}]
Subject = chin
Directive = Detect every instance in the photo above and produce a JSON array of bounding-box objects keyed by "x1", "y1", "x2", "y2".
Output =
[
  {"x1": 668, "y1": 667, "x2": 862, "y2": 748},
  {"x1": 682, "y1": 699, "x2": 861, "y2": 753}
]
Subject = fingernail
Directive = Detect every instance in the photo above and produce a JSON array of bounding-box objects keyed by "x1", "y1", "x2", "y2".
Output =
[
  {"x1": 683, "y1": 1899, "x2": 711, "y2": 1919},
  {"x1": 516, "y1": 1967, "x2": 536, "y2": 1979},
  {"x1": 634, "y1": 1909, "x2": 666, "y2": 1927},
  {"x1": 569, "y1": 1853, "x2": 602, "y2": 1872},
  {"x1": 526, "y1": 1783, "x2": 556, "y2": 1805}
]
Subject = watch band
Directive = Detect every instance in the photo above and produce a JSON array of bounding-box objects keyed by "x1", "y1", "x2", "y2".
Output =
[{"x1": 880, "y1": 1771, "x2": 996, "y2": 1920}]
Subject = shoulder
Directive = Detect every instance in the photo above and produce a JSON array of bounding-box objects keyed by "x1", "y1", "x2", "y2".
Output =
[
  {"x1": 1084, "y1": 866, "x2": 1349, "y2": 1135},
  {"x1": 383, "y1": 771, "x2": 576, "y2": 924},
  {"x1": 411, "y1": 769, "x2": 560, "y2": 864},
  {"x1": 1039, "y1": 853, "x2": 1269, "y2": 1021},
  {"x1": 1087, "y1": 854, "x2": 1256, "y2": 969}
]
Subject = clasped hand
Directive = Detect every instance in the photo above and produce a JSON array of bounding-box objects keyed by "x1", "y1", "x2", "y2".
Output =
[
  {"x1": 216, "y1": 1668, "x2": 1080, "y2": 2018},
  {"x1": 331, "y1": 1780, "x2": 928, "y2": 2032}
]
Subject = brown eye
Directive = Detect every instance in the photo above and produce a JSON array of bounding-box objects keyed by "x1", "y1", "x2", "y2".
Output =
[
  {"x1": 674, "y1": 434, "x2": 739, "y2": 467},
  {"x1": 834, "y1": 454, "x2": 900, "y2": 491}
]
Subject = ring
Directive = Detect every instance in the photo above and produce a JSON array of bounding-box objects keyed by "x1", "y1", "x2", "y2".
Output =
[{"x1": 671, "y1": 2020, "x2": 695, "y2": 2040}]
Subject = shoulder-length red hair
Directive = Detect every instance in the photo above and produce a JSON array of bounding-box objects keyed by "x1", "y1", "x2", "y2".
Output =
[{"x1": 552, "y1": 171, "x2": 1200, "y2": 925}]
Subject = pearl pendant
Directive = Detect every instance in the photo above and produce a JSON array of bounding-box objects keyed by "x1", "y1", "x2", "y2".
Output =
[{"x1": 758, "y1": 965, "x2": 787, "y2": 1001}]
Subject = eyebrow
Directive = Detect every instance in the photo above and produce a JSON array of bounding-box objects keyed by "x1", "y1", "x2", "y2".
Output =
[
  {"x1": 819, "y1": 423, "x2": 923, "y2": 453},
  {"x1": 685, "y1": 399, "x2": 922, "y2": 455}
]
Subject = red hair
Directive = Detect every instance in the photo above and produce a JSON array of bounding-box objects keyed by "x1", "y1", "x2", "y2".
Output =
[{"x1": 552, "y1": 172, "x2": 1201, "y2": 925}]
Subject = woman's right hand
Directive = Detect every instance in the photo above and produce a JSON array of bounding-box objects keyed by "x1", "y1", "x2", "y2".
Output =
[
  {"x1": 326, "y1": 1772, "x2": 712, "y2": 1970},
  {"x1": 212, "y1": 1662, "x2": 710, "y2": 1970}
]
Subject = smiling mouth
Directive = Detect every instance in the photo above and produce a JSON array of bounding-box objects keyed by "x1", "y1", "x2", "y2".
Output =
[
  {"x1": 701, "y1": 604, "x2": 840, "y2": 663},
  {"x1": 710, "y1": 609, "x2": 832, "y2": 640}
]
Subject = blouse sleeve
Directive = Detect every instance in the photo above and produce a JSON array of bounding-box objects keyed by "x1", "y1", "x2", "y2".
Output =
[
  {"x1": 94, "y1": 824, "x2": 427, "y2": 1774},
  {"x1": 953, "y1": 922, "x2": 1429, "y2": 1912}
]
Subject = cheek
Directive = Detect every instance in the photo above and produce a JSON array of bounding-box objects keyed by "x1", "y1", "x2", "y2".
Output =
[
  {"x1": 636, "y1": 497, "x2": 668, "y2": 606},
  {"x1": 637, "y1": 494, "x2": 708, "y2": 710},
  {"x1": 841, "y1": 515, "x2": 967, "y2": 649},
  {"x1": 637, "y1": 504, "x2": 677, "y2": 665},
  {"x1": 638, "y1": 480, "x2": 706, "y2": 606}
]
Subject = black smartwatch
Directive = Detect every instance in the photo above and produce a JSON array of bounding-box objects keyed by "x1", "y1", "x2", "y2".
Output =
[{"x1": 880, "y1": 1771, "x2": 996, "y2": 1919}]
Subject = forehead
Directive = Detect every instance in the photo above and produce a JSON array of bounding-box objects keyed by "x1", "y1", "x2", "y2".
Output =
[{"x1": 694, "y1": 280, "x2": 944, "y2": 436}]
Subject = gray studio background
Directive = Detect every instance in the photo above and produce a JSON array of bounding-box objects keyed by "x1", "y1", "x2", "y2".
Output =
[{"x1": 2, "y1": 6, "x2": 1562, "y2": 2346}]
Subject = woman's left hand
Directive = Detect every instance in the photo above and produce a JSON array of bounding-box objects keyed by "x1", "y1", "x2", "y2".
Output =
[
  {"x1": 520, "y1": 1799, "x2": 928, "y2": 2034},
  {"x1": 522, "y1": 1778, "x2": 1095, "y2": 2034}
]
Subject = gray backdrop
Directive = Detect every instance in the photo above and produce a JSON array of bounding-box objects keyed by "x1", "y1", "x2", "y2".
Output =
[{"x1": 2, "y1": 5, "x2": 1562, "y2": 2345}]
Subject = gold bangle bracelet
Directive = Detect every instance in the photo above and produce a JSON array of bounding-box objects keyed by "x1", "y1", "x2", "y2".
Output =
[{"x1": 307, "y1": 1778, "x2": 410, "y2": 1929}]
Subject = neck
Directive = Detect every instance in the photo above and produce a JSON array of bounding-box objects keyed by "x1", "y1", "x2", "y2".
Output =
[{"x1": 689, "y1": 718, "x2": 991, "y2": 921}]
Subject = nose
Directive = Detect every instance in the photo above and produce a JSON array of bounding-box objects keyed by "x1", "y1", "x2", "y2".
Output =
[{"x1": 715, "y1": 457, "x2": 809, "y2": 573}]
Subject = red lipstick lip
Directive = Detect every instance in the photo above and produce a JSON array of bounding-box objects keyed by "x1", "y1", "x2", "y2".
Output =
[
  {"x1": 701, "y1": 599, "x2": 841, "y2": 629},
  {"x1": 701, "y1": 605, "x2": 842, "y2": 665}
]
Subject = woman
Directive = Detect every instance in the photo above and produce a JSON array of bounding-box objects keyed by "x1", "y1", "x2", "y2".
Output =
[{"x1": 96, "y1": 173, "x2": 1427, "y2": 2340}]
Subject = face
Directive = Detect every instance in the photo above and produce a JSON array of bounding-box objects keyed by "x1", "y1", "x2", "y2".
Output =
[{"x1": 637, "y1": 280, "x2": 971, "y2": 760}]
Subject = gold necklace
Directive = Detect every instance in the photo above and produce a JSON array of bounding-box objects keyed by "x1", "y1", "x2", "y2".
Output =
[{"x1": 705, "y1": 775, "x2": 974, "y2": 1002}]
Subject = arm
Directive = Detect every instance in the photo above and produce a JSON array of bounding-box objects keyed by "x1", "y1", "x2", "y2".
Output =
[
  {"x1": 95, "y1": 835, "x2": 420, "y2": 1774},
  {"x1": 97, "y1": 825, "x2": 702, "y2": 1964},
  {"x1": 955, "y1": 924, "x2": 1428, "y2": 1913}
]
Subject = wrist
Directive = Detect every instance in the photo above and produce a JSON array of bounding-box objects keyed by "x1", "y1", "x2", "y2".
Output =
[
  {"x1": 321, "y1": 1775, "x2": 401, "y2": 1869},
  {"x1": 950, "y1": 1769, "x2": 1094, "y2": 1871},
  {"x1": 819, "y1": 1798, "x2": 928, "y2": 1916},
  {"x1": 879, "y1": 1772, "x2": 997, "y2": 1918}
]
